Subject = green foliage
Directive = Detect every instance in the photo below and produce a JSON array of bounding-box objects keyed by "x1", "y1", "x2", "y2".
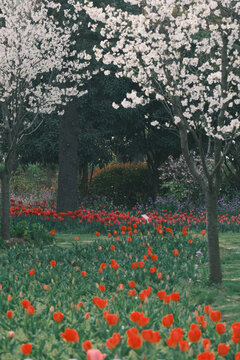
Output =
[
  {"x1": 10, "y1": 163, "x2": 57, "y2": 197},
  {"x1": 17, "y1": 116, "x2": 59, "y2": 165},
  {"x1": 10, "y1": 219, "x2": 28, "y2": 238},
  {"x1": 219, "y1": 156, "x2": 240, "y2": 200},
  {"x1": 0, "y1": 162, "x2": 5, "y2": 172},
  {"x1": 161, "y1": 180, "x2": 190, "y2": 203},
  {"x1": 10, "y1": 219, "x2": 51, "y2": 243},
  {"x1": 89, "y1": 162, "x2": 154, "y2": 207},
  {"x1": 160, "y1": 179, "x2": 202, "y2": 205}
]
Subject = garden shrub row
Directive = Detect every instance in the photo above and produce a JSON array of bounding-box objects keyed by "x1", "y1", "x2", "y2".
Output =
[{"x1": 89, "y1": 162, "x2": 155, "y2": 207}]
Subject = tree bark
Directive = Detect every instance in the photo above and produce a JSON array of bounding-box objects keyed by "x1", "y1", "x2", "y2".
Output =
[
  {"x1": 57, "y1": 100, "x2": 79, "y2": 212},
  {"x1": 79, "y1": 162, "x2": 88, "y2": 198},
  {"x1": 1, "y1": 170, "x2": 10, "y2": 240},
  {"x1": 177, "y1": 119, "x2": 222, "y2": 284},
  {"x1": 146, "y1": 152, "x2": 159, "y2": 201},
  {"x1": 205, "y1": 187, "x2": 222, "y2": 283},
  {"x1": 89, "y1": 164, "x2": 94, "y2": 185}
]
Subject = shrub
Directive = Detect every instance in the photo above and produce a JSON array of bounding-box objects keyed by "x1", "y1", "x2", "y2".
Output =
[
  {"x1": 89, "y1": 162, "x2": 154, "y2": 207},
  {"x1": 158, "y1": 153, "x2": 240, "y2": 207},
  {"x1": 10, "y1": 163, "x2": 57, "y2": 203},
  {"x1": 10, "y1": 164, "x2": 46, "y2": 195},
  {"x1": 10, "y1": 219, "x2": 51, "y2": 243},
  {"x1": 158, "y1": 154, "x2": 210, "y2": 205}
]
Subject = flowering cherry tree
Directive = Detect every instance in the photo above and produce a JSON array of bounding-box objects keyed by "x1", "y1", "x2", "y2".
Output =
[
  {"x1": 85, "y1": 0, "x2": 240, "y2": 283},
  {"x1": 0, "y1": 0, "x2": 92, "y2": 240}
]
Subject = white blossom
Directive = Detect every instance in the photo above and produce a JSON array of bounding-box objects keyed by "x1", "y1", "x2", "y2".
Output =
[
  {"x1": 104, "y1": 70, "x2": 110, "y2": 75},
  {"x1": 85, "y1": 0, "x2": 240, "y2": 141},
  {"x1": 112, "y1": 102, "x2": 119, "y2": 109},
  {"x1": 151, "y1": 120, "x2": 159, "y2": 127},
  {"x1": 174, "y1": 117, "x2": 181, "y2": 125},
  {"x1": 0, "y1": 0, "x2": 92, "y2": 146},
  {"x1": 121, "y1": 99, "x2": 131, "y2": 108}
]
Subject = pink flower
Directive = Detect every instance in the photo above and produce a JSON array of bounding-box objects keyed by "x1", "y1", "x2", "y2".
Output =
[
  {"x1": 87, "y1": 349, "x2": 106, "y2": 360},
  {"x1": 8, "y1": 331, "x2": 15, "y2": 339}
]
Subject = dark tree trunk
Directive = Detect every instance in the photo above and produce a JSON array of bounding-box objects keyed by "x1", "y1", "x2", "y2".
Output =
[
  {"x1": 146, "y1": 153, "x2": 159, "y2": 201},
  {"x1": 1, "y1": 170, "x2": 10, "y2": 240},
  {"x1": 178, "y1": 118, "x2": 223, "y2": 284},
  {"x1": 57, "y1": 100, "x2": 79, "y2": 212},
  {"x1": 79, "y1": 162, "x2": 88, "y2": 198},
  {"x1": 89, "y1": 164, "x2": 94, "y2": 185},
  {"x1": 205, "y1": 187, "x2": 222, "y2": 283},
  {"x1": 151, "y1": 167, "x2": 159, "y2": 201},
  {"x1": 132, "y1": 152, "x2": 145, "y2": 163}
]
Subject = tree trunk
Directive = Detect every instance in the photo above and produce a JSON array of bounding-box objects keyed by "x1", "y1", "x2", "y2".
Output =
[
  {"x1": 146, "y1": 153, "x2": 159, "y2": 201},
  {"x1": 132, "y1": 152, "x2": 145, "y2": 163},
  {"x1": 89, "y1": 164, "x2": 94, "y2": 184},
  {"x1": 205, "y1": 187, "x2": 222, "y2": 283},
  {"x1": 79, "y1": 162, "x2": 88, "y2": 198},
  {"x1": 177, "y1": 119, "x2": 222, "y2": 284},
  {"x1": 57, "y1": 100, "x2": 79, "y2": 212},
  {"x1": 1, "y1": 170, "x2": 10, "y2": 240}
]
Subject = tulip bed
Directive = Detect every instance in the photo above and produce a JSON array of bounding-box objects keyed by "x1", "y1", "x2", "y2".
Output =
[
  {"x1": 9, "y1": 198, "x2": 240, "y2": 234},
  {"x1": 0, "y1": 202, "x2": 240, "y2": 359}
]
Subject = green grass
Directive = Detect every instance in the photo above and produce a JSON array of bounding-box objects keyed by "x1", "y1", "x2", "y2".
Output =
[
  {"x1": 53, "y1": 232, "x2": 106, "y2": 248},
  {"x1": 178, "y1": 231, "x2": 240, "y2": 323},
  {"x1": 217, "y1": 232, "x2": 240, "y2": 321}
]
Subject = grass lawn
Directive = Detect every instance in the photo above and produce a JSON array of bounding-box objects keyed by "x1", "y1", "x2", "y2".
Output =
[
  {"x1": 214, "y1": 232, "x2": 240, "y2": 321},
  {"x1": 54, "y1": 232, "x2": 106, "y2": 248}
]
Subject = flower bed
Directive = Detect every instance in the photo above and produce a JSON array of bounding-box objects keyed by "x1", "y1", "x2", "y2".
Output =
[
  {"x1": 9, "y1": 198, "x2": 240, "y2": 234},
  {"x1": 0, "y1": 218, "x2": 240, "y2": 359}
]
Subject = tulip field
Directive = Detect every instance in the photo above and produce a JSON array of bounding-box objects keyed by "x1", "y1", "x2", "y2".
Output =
[
  {"x1": 0, "y1": 200, "x2": 240, "y2": 360},
  {"x1": 1, "y1": 0, "x2": 240, "y2": 358}
]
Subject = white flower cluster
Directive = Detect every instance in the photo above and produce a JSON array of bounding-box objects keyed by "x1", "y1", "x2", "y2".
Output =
[
  {"x1": 0, "y1": 0, "x2": 92, "y2": 136},
  {"x1": 85, "y1": 0, "x2": 240, "y2": 140}
]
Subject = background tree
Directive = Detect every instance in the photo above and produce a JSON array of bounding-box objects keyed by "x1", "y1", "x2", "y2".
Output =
[
  {"x1": 0, "y1": 0, "x2": 91, "y2": 240},
  {"x1": 45, "y1": 0, "x2": 96, "y2": 213},
  {"x1": 221, "y1": 137, "x2": 240, "y2": 197},
  {"x1": 16, "y1": 70, "x2": 182, "y2": 202},
  {"x1": 85, "y1": 0, "x2": 240, "y2": 283},
  {"x1": 77, "y1": 69, "x2": 182, "y2": 197},
  {"x1": 17, "y1": 115, "x2": 59, "y2": 166},
  {"x1": 57, "y1": 100, "x2": 81, "y2": 212},
  {"x1": 13, "y1": 0, "x2": 182, "y2": 211}
]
